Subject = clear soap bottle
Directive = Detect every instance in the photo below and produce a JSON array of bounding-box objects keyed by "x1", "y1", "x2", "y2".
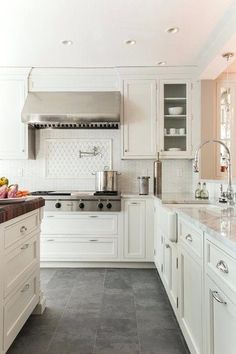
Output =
[
  {"x1": 195, "y1": 182, "x2": 201, "y2": 199},
  {"x1": 200, "y1": 182, "x2": 209, "y2": 199}
]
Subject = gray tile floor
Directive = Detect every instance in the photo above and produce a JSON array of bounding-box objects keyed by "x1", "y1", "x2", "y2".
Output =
[{"x1": 7, "y1": 268, "x2": 190, "y2": 354}]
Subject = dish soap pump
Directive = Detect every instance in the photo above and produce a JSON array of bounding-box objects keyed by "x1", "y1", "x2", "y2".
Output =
[
  {"x1": 195, "y1": 182, "x2": 201, "y2": 199},
  {"x1": 200, "y1": 182, "x2": 209, "y2": 199}
]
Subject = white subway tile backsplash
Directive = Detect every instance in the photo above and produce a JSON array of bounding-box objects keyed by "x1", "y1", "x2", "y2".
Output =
[{"x1": 0, "y1": 129, "x2": 193, "y2": 194}]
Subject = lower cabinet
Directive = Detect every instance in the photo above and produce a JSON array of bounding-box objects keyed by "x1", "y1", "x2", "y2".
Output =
[
  {"x1": 123, "y1": 199, "x2": 146, "y2": 259},
  {"x1": 154, "y1": 201, "x2": 178, "y2": 314},
  {"x1": 41, "y1": 237, "x2": 118, "y2": 261},
  {"x1": 205, "y1": 275, "x2": 236, "y2": 354},
  {"x1": 3, "y1": 271, "x2": 39, "y2": 352},
  {"x1": 155, "y1": 204, "x2": 236, "y2": 354},
  {"x1": 41, "y1": 212, "x2": 120, "y2": 262},
  {"x1": 179, "y1": 242, "x2": 203, "y2": 354},
  {"x1": 0, "y1": 209, "x2": 42, "y2": 354},
  {"x1": 41, "y1": 198, "x2": 154, "y2": 264}
]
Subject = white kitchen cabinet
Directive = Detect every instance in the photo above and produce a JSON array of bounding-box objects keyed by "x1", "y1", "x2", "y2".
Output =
[
  {"x1": 205, "y1": 274, "x2": 236, "y2": 354},
  {"x1": 122, "y1": 79, "x2": 157, "y2": 159},
  {"x1": 123, "y1": 198, "x2": 153, "y2": 261},
  {"x1": 124, "y1": 199, "x2": 146, "y2": 259},
  {"x1": 178, "y1": 218, "x2": 203, "y2": 354},
  {"x1": 40, "y1": 212, "x2": 121, "y2": 262},
  {"x1": 159, "y1": 80, "x2": 192, "y2": 159},
  {"x1": 0, "y1": 208, "x2": 43, "y2": 354},
  {"x1": 0, "y1": 68, "x2": 34, "y2": 160},
  {"x1": 154, "y1": 201, "x2": 178, "y2": 314}
]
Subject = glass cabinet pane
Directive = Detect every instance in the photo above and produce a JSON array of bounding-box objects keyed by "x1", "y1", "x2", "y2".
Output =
[{"x1": 163, "y1": 83, "x2": 187, "y2": 152}]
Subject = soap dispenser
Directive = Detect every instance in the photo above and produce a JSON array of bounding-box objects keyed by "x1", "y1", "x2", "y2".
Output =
[
  {"x1": 195, "y1": 182, "x2": 201, "y2": 199},
  {"x1": 200, "y1": 182, "x2": 209, "y2": 200}
]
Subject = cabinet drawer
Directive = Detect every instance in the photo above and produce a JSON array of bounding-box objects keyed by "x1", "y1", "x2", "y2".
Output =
[
  {"x1": 41, "y1": 214, "x2": 118, "y2": 235},
  {"x1": 4, "y1": 212, "x2": 39, "y2": 249},
  {"x1": 206, "y1": 241, "x2": 236, "y2": 293},
  {"x1": 4, "y1": 234, "x2": 38, "y2": 297},
  {"x1": 4, "y1": 271, "x2": 39, "y2": 352},
  {"x1": 179, "y1": 218, "x2": 203, "y2": 258},
  {"x1": 41, "y1": 236, "x2": 118, "y2": 260}
]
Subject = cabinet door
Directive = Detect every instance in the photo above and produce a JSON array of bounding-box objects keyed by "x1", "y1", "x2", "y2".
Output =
[
  {"x1": 206, "y1": 275, "x2": 236, "y2": 354},
  {"x1": 0, "y1": 69, "x2": 30, "y2": 159},
  {"x1": 122, "y1": 79, "x2": 157, "y2": 159},
  {"x1": 160, "y1": 80, "x2": 192, "y2": 159},
  {"x1": 124, "y1": 200, "x2": 146, "y2": 259},
  {"x1": 179, "y1": 243, "x2": 203, "y2": 354},
  {"x1": 169, "y1": 243, "x2": 178, "y2": 311},
  {"x1": 163, "y1": 240, "x2": 171, "y2": 290}
]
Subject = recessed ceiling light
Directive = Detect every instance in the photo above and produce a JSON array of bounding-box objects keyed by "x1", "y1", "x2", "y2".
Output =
[
  {"x1": 157, "y1": 61, "x2": 166, "y2": 66},
  {"x1": 124, "y1": 39, "x2": 136, "y2": 45},
  {"x1": 61, "y1": 40, "x2": 73, "y2": 46},
  {"x1": 166, "y1": 27, "x2": 179, "y2": 34}
]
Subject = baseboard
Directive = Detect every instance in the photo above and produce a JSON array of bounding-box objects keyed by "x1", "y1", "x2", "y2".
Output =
[{"x1": 40, "y1": 261, "x2": 155, "y2": 268}]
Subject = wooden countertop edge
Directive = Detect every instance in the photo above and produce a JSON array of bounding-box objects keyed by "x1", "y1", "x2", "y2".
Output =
[{"x1": 0, "y1": 197, "x2": 45, "y2": 224}]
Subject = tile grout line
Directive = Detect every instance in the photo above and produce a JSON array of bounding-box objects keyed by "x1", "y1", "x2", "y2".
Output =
[
  {"x1": 92, "y1": 268, "x2": 107, "y2": 354},
  {"x1": 45, "y1": 271, "x2": 78, "y2": 354},
  {"x1": 132, "y1": 277, "x2": 142, "y2": 354}
]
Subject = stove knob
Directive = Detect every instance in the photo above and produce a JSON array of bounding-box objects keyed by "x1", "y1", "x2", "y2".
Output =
[
  {"x1": 55, "y1": 202, "x2": 61, "y2": 209},
  {"x1": 98, "y1": 202, "x2": 104, "y2": 209},
  {"x1": 106, "y1": 203, "x2": 112, "y2": 209},
  {"x1": 79, "y1": 202, "x2": 85, "y2": 209}
]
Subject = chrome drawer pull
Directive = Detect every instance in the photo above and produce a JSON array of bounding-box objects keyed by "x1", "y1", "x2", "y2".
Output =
[
  {"x1": 89, "y1": 216, "x2": 98, "y2": 218},
  {"x1": 21, "y1": 244, "x2": 29, "y2": 250},
  {"x1": 131, "y1": 202, "x2": 138, "y2": 205},
  {"x1": 216, "y1": 260, "x2": 229, "y2": 274},
  {"x1": 21, "y1": 283, "x2": 30, "y2": 293},
  {"x1": 46, "y1": 239, "x2": 55, "y2": 242},
  {"x1": 212, "y1": 291, "x2": 227, "y2": 305},
  {"x1": 185, "y1": 234, "x2": 193, "y2": 242},
  {"x1": 20, "y1": 226, "x2": 27, "y2": 233},
  {"x1": 89, "y1": 239, "x2": 98, "y2": 242}
]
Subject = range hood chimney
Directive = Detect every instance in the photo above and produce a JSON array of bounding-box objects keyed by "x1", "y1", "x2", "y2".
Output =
[{"x1": 22, "y1": 91, "x2": 120, "y2": 129}]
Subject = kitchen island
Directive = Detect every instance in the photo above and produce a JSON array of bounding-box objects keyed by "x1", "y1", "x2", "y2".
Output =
[{"x1": 0, "y1": 197, "x2": 45, "y2": 354}]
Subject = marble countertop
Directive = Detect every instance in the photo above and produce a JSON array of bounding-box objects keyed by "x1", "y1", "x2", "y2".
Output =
[
  {"x1": 176, "y1": 204, "x2": 236, "y2": 253},
  {"x1": 0, "y1": 197, "x2": 45, "y2": 224},
  {"x1": 154, "y1": 192, "x2": 210, "y2": 204}
]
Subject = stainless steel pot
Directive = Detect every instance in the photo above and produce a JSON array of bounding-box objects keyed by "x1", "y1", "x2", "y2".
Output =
[{"x1": 93, "y1": 170, "x2": 120, "y2": 192}]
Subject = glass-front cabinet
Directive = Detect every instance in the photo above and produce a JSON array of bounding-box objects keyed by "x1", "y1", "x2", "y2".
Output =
[{"x1": 160, "y1": 80, "x2": 191, "y2": 158}]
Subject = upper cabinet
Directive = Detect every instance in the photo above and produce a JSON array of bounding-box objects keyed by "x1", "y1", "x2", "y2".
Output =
[
  {"x1": 122, "y1": 79, "x2": 157, "y2": 159},
  {"x1": 159, "y1": 80, "x2": 192, "y2": 158},
  {"x1": 0, "y1": 68, "x2": 34, "y2": 160}
]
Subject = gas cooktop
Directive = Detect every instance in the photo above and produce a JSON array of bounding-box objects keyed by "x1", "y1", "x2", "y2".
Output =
[
  {"x1": 32, "y1": 191, "x2": 121, "y2": 212},
  {"x1": 31, "y1": 190, "x2": 119, "y2": 197}
]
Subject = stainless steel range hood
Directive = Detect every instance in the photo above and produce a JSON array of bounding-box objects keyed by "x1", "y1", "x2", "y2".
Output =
[{"x1": 22, "y1": 91, "x2": 120, "y2": 129}]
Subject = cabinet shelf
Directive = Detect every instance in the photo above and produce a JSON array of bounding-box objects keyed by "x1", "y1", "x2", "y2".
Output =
[
  {"x1": 165, "y1": 134, "x2": 186, "y2": 137},
  {"x1": 164, "y1": 97, "x2": 187, "y2": 101},
  {"x1": 164, "y1": 115, "x2": 186, "y2": 118}
]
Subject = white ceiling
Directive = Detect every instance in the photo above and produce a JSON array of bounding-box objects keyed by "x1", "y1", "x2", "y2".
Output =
[{"x1": 0, "y1": 0, "x2": 235, "y2": 68}]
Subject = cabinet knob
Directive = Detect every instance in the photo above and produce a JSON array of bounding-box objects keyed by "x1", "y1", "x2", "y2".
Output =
[
  {"x1": 21, "y1": 243, "x2": 29, "y2": 250},
  {"x1": 20, "y1": 226, "x2": 27, "y2": 233},
  {"x1": 165, "y1": 244, "x2": 170, "y2": 249},
  {"x1": 125, "y1": 149, "x2": 128, "y2": 152},
  {"x1": 21, "y1": 283, "x2": 30, "y2": 293},
  {"x1": 185, "y1": 234, "x2": 193, "y2": 242}
]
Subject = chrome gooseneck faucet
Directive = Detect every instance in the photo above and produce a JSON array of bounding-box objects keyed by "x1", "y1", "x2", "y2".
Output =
[{"x1": 193, "y1": 139, "x2": 234, "y2": 206}]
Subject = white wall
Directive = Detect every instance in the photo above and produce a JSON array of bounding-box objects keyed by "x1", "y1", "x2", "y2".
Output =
[{"x1": 0, "y1": 129, "x2": 193, "y2": 194}]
